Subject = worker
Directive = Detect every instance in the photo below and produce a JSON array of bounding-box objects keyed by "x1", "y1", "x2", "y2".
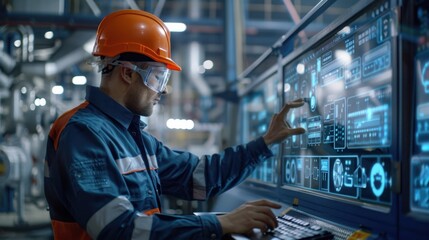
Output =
[{"x1": 43, "y1": 9, "x2": 306, "y2": 240}]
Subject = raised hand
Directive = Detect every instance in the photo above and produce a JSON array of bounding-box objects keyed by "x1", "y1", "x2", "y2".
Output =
[{"x1": 262, "y1": 98, "x2": 306, "y2": 146}]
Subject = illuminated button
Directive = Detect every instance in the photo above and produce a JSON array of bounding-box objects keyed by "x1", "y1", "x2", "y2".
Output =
[{"x1": 310, "y1": 225, "x2": 322, "y2": 231}]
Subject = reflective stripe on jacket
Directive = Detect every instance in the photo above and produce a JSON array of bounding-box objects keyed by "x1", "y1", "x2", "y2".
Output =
[{"x1": 44, "y1": 85, "x2": 273, "y2": 240}]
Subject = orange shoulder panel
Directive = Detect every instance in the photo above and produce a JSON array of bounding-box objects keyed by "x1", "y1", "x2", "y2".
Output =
[{"x1": 49, "y1": 101, "x2": 90, "y2": 150}]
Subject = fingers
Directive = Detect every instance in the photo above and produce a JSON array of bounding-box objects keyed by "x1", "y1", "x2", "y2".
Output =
[
  {"x1": 288, "y1": 127, "x2": 306, "y2": 135},
  {"x1": 247, "y1": 199, "x2": 282, "y2": 209},
  {"x1": 247, "y1": 206, "x2": 278, "y2": 230},
  {"x1": 279, "y1": 98, "x2": 305, "y2": 115},
  {"x1": 280, "y1": 98, "x2": 306, "y2": 136},
  {"x1": 218, "y1": 200, "x2": 281, "y2": 235},
  {"x1": 251, "y1": 218, "x2": 275, "y2": 233},
  {"x1": 245, "y1": 200, "x2": 281, "y2": 229}
]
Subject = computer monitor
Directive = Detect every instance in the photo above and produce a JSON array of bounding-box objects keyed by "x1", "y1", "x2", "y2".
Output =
[
  {"x1": 278, "y1": 0, "x2": 398, "y2": 236},
  {"x1": 412, "y1": 48, "x2": 429, "y2": 214},
  {"x1": 402, "y1": 0, "x2": 429, "y2": 238}
]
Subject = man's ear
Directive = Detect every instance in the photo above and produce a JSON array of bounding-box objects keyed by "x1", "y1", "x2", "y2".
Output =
[{"x1": 120, "y1": 66, "x2": 134, "y2": 84}]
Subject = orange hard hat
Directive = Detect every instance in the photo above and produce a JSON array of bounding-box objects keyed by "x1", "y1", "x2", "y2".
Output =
[{"x1": 92, "y1": 9, "x2": 181, "y2": 71}]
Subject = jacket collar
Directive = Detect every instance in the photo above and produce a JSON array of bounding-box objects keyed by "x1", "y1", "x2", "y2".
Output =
[{"x1": 85, "y1": 85, "x2": 147, "y2": 129}]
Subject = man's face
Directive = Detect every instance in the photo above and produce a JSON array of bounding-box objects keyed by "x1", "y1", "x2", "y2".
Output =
[{"x1": 124, "y1": 71, "x2": 161, "y2": 116}]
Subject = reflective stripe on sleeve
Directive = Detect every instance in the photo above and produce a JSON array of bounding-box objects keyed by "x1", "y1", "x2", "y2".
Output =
[
  {"x1": 115, "y1": 155, "x2": 147, "y2": 174},
  {"x1": 147, "y1": 154, "x2": 158, "y2": 170},
  {"x1": 115, "y1": 155, "x2": 159, "y2": 174},
  {"x1": 192, "y1": 156, "x2": 206, "y2": 200},
  {"x1": 131, "y1": 212, "x2": 154, "y2": 240},
  {"x1": 86, "y1": 196, "x2": 134, "y2": 239}
]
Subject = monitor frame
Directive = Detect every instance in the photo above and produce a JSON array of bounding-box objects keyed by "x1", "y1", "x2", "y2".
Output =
[{"x1": 398, "y1": 0, "x2": 429, "y2": 238}]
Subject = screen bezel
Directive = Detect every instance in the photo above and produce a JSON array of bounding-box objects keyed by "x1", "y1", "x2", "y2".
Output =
[{"x1": 398, "y1": 0, "x2": 429, "y2": 237}]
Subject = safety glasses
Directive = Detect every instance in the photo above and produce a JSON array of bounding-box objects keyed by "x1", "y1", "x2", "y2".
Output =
[{"x1": 112, "y1": 61, "x2": 171, "y2": 94}]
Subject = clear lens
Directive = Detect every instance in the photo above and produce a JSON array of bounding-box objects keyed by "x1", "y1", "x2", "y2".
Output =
[
  {"x1": 142, "y1": 64, "x2": 171, "y2": 93},
  {"x1": 112, "y1": 61, "x2": 171, "y2": 93}
]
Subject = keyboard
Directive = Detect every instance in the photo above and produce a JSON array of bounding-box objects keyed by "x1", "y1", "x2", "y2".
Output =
[
  {"x1": 229, "y1": 208, "x2": 342, "y2": 240},
  {"x1": 264, "y1": 214, "x2": 334, "y2": 240}
]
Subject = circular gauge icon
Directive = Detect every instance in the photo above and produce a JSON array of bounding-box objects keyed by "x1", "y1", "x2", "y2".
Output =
[
  {"x1": 285, "y1": 160, "x2": 291, "y2": 183},
  {"x1": 332, "y1": 159, "x2": 344, "y2": 192},
  {"x1": 370, "y1": 162, "x2": 385, "y2": 197},
  {"x1": 291, "y1": 159, "x2": 296, "y2": 183}
]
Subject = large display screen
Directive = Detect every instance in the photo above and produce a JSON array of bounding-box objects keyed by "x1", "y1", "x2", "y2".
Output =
[
  {"x1": 240, "y1": 71, "x2": 281, "y2": 184},
  {"x1": 410, "y1": 0, "x2": 429, "y2": 213},
  {"x1": 281, "y1": 0, "x2": 394, "y2": 206}
]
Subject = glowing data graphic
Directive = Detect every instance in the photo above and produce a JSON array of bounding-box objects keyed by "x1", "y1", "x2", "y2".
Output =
[
  {"x1": 412, "y1": 46, "x2": 429, "y2": 213},
  {"x1": 347, "y1": 86, "x2": 391, "y2": 148},
  {"x1": 361, "y1": 156, "x2": 391, "y2": 203},
  {"x1": 281, "y1": 0, "x2": 394, "y2": 206},
  {"x1": 283, "y1": 155, "x2": 391, "y2": 203},
  {"x1": 411, "y1": 157, "x2": 429, "y2": 213},
  {"x1": 415, "y1": 53, "x2": 429, "y2": 153}
]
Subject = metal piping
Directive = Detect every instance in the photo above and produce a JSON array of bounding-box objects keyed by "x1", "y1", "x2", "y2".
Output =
[
  {"x1": 0, "y1": 51, "x2": 17, "y2": 73},
  {"x1": 20, "y1": 30, "x2": 94, "y2": 77},
  {"x1": 0, "y1": 25, "x2": 34, "y2": 63},
  {"x1": 153, "y1": 0, "x2": 166, "y2": 16},
  {"x1": 20, "y1": 48, "x2": 91, "y2": 77},
  {"x1": 238, "y1": 0, "x2": 336, "y2": 80},
  {"x1": 85, "y1": 0, "x2": 101, "y2": 16},
  {"x1": 125, "y1": 0, "x2": 140, "y2": 10},
  {"x1": 17, "y1": 25, "x2": 34, "y2": 62},
  {"x1": 282, "y1": 0, "x2": 308, "y2": 42},
  {"x1": 185, "y1": 0, "x2": 211, "y2": 97},
  {"x1": 0, "y1": 70, "x2": 13, "y2": 88}
]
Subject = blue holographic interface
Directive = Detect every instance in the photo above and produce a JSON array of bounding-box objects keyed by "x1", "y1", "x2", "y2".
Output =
[
  {"x1": 411, "y1": 1, "x2": 429, "y2": 213},
  {"x1": 282, "y1": 1, "x2": 394, "y2": 206},
  {"x1": 240, "y1": 72, "x2": 281, "y2": 184}
]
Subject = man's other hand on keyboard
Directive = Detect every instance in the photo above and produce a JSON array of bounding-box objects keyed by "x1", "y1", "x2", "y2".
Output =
[{"x1": 217, "y1": 199, "x2": 281, "y2": 236}]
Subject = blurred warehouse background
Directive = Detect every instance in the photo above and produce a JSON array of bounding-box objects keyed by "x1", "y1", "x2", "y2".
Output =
[{"x1": 0, "y1": 0, "x2": 352, "y2": 239}]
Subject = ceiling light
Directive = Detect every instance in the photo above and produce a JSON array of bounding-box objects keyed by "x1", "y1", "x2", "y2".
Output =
[
  {"x1": 52, "y1": 85, "x2": 64, "y2": 95},
  {"x1": 34, "y1": 98, "x2": 47, "y2": 106},
  {"x1": 72, "y1": 76, "x2": 87, "y2": 85},
  {"x1": 166, "y1": 118, "x2": 194, "y2": 130},
  {"x1": 44, "y1": 31, "x2": 54, "y2": 39},
  {"x1": 14, "y1": 40, "x2": 21, "y2": 47},
  {"x1": 165, "y1": 22, "x2": 187, "y2": 32},
  {"x1": 203, "y1": 60, "x2": 214, "y2": 70},
  {"x1": 296, "y1": 63, "x2": 305, "y2": 74}
]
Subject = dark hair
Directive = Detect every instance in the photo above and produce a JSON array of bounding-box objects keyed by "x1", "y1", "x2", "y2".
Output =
[{"x1": 117, "y1": 52, "x2": 154, "y2": 62}]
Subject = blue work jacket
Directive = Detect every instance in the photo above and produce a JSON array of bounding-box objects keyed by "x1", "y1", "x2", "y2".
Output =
[{"x1": 44, "y1": 85, "x2": 273, "y2": 240}]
